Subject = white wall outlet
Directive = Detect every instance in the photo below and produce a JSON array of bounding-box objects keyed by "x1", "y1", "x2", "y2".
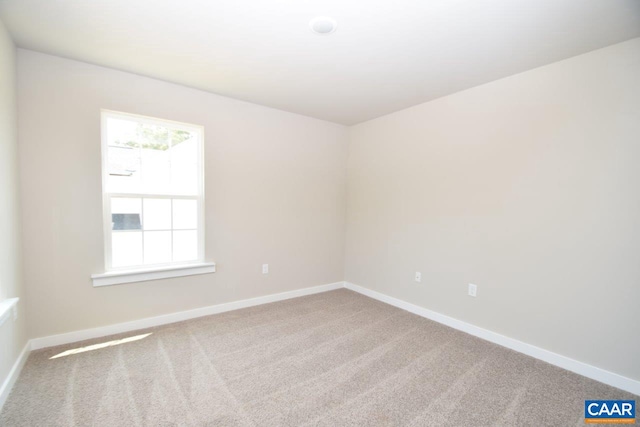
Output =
[
  {"x1": 415, "y1": 272, "x2": 421, "y2": 283},
  {"x1": 262, "y1": 264, "x2": 269, "y2": 274},
  {"x1": 468, "y1": 283, "x2": 477, "y2": 297}
]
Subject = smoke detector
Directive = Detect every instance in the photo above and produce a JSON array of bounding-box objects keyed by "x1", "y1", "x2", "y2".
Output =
[{"x1": 309, "y1": 16, "x2": 337, "y2": 35}]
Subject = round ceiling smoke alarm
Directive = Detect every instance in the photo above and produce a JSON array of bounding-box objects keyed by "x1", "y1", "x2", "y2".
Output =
[{"x1": 309, "y1": 16, "x2": 337, "y2": 35}]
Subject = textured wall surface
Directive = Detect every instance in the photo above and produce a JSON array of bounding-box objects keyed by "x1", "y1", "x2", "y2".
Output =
[
  {"x1": 345, "y1": 38, "x2": 640, "y2": 381},
  {"x1": 18, "y1": 50, "x2": 348, "y2": 339},
  {"x1": 0, "y1": 19, "x2": 26, "y2": 393}
]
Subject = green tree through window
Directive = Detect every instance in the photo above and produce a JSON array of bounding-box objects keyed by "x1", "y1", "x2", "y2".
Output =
[{"x1": 117, "y1": 123, "x2": 192, "y2": 151}]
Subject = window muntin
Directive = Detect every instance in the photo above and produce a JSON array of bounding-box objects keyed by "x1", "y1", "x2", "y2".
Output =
[{"x1": 101, "y1": 111, "x2": 204, "y2": 271}]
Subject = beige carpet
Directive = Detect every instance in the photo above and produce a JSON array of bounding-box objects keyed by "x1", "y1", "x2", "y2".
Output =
[{"x1": 1, "y1": 289, "x2": 637, "y2": 426}]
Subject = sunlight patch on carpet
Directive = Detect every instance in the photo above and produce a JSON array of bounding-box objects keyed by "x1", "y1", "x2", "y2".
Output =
[{"x1": 49, "y1": 333, "x2": 153, "y2": 359}]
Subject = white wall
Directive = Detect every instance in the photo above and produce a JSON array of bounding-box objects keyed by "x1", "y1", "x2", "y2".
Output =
[
  {"x1": 345, "y1": 38, "x2": 640, "y2": 382},
  {"x1": 18, "y1": 50, "x2": 348, "y2": 339},
  {"x1": 0, "y1": 19, "x2": 26, "y2": 389}
]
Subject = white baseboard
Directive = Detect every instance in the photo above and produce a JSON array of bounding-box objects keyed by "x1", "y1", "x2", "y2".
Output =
[
  {"x1": 30, "y1": 281, "x2": 344, "y2": 350},
  {"x1": 344, "y1": 281, "x2": 640, "y2": 396},
  {"x1": 21, "y1": 280, "x2": 640, "y2": 398},
  {"x1": 0, "y1": 341, "x2": 31, "y2": 413}
]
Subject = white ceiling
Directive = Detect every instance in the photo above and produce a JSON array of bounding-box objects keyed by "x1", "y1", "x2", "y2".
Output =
[{"x1": 1, "y1": 0, "x2": 639, "y2": 125}]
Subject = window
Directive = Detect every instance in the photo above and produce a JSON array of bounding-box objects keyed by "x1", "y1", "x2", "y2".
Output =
[{"x1": 100, "y1": 110, "x2": 205, "y2": 273}]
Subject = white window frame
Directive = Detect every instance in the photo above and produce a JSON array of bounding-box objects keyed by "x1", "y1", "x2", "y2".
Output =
[{"x1": 92, "y1": 110, "x2": 213, "y2": 287}]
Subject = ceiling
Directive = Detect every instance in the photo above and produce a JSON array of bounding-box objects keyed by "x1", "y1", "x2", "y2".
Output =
[{"x1": 1, "y1": 0, "x2": 639, "y2": 125}]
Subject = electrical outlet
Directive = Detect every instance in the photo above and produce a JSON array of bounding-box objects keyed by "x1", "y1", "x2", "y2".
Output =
[
  {"x1": 415, "y1": 272, "x2": 421, "y2": 283},
  {"x1": 262, "y1": 264, "x2": 269, "y2": 274},
  {"x1": 468, "y1": 283, "x2": 477, "y2": 297}
]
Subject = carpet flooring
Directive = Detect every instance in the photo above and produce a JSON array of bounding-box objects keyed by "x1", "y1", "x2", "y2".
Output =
[{"x1": 1, "y1": 289, "x2": 637, "y2": 426}]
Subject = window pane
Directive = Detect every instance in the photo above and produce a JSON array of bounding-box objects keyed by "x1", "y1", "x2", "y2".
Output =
[
  {"x1": 103, "y1": 112, "x2": 203, "y2": 271},
  {"x1": 170, "y1": 161, "x2": 198, "y2": 195},
  {"x1": 107, "y1": 145, "x2": 142, "y2": 194},
  {"x1": 106, "y1": 116, "x2": 200, "y2": 196},
  {"x1": 173, "y1": 230, "x2": 198, "y2": 262},
  {"x1": 111, "y1": 198, "x2": 141, "y2": 231},
  {"x1": 169, "y1": 130, "x2": 196, "y2": 157},
  {"x1": 106, "y1": 117, "x2": 138, "y2": 146},
  {"x1": 138, "y1": 124, "x2": 170, "y2": 194},
  {"x1": 139, "y1": 123, "x2": 169, "y2": 149},
  {"x1": 173, "y1": 199, "x2": 197, "y2": 230},
  {"x1": 169, "y1": 133, "x2": 198, "y2": 195},
  {"x1": 141, "y1": 150, "x2": 170, "y2": 195},
  {"x1": 143, "y1": 198, "x2": 171, "y2": 230},
  {"x1": 106, "y1": 118, "x2": 143, "y2": 194},
  {"x1": 144, "y1": 231, "x2": 172, "y2": 265},
  {"x1": 112, "y1": 232, "x2": 142, "y2": 267}
]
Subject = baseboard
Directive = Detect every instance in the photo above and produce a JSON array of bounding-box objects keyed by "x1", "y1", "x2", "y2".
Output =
[
  {"x1": 0, "y1": 341, "x2": 31, "y2": 413},
  {"x1": 30, "y1": 281, "x2": 345, "y2": 350},
  {"x1": 344, "y1": 281, "x2": 640, "y2": 396},
  {"x1": 24, "y1": 279, "x2": 640, "y2": 396}
]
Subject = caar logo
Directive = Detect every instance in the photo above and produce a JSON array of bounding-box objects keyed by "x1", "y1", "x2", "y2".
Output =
[{"x1": 585, "y1": 400, "x2": 636, "y2": 424}]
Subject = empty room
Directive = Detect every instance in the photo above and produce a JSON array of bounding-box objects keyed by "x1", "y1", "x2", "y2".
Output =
[{"x1": 0, "y1": 0, "x2": 639, "y2": 425}]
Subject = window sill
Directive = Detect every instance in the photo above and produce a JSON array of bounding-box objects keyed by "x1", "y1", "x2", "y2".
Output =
[
  {"x1": 91, "y1": 262, "x2": 216, "y2": 287},
  {"x1": 0, "y1": 298, "x2": 19, "y2": 327}
]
